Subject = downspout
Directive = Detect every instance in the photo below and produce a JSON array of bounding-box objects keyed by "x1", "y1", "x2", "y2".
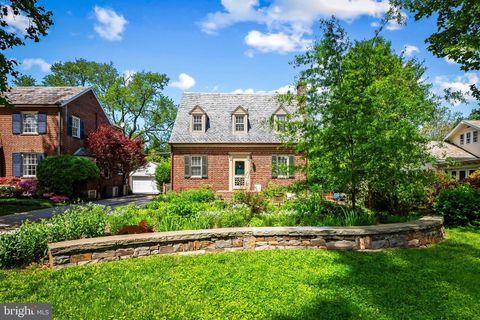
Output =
[
  {"x1": 170, "y1": 144, "x2": 174, "y2": 192},
  {"x1": 57, "y1": 107, "x2": 61, "y2": 155}
]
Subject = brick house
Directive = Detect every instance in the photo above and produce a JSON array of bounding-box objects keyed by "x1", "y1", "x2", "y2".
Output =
[
  {"x1": 0, "y1": 87, "x2": 123, "y2": 197},
  {"x1": 169, "y1": 92, "x2": 304, "y2": 194}
]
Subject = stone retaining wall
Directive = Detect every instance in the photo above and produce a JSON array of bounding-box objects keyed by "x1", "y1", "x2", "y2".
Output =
[{"x1": 48, "y1": 216, "x2": 444, "y2": 268}]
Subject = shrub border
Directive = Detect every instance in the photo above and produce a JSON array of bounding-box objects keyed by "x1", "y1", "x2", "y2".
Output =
[{"x1": 48, "y1": 216, "x2": 444, "y2": 268}]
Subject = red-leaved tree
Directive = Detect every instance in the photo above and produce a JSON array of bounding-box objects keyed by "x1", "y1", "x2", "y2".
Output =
[{"x1": 86, "y1": 125, "x2": 146, "y2": 191}]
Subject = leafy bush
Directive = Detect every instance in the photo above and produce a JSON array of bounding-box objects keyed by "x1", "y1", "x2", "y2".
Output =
[
  {"x1": 0, "y1": 177, "x2": 21, "y2": 186},
  {"x1": 433, "y1": 184, "x2": 480, "y2": 227},
  {"x1": 147, "y1": 187, "x2": 220, "y2": 216},
  {"x1": 37, "y1": 155, "x2": 100, "y2": 197},
  {"x1": 155, "y1": 158, "x2": 171, "y2": 188},
  {"x1": 233, "y1": 191, "x2": 269, "y2": 215},
  {"x1": 0, "y1": 185, "x2": 21, "y2": 198},
  {"x1": 465, "y1": 171, "x2": 480, "y2": 189},
  {"x1": 0, "y1": 204, "x2": 108, "y2": 268},
  {"x1": 19, "y1": 180, "x2": 37, "y2": 196}
]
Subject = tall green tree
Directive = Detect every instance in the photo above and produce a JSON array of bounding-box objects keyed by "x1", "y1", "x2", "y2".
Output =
[
  {"x1": 12, "y1": 73, "x2": 36, "y2": 86},
  {"x1": 422, "y1": 105, "x2": 463, "y2": 140},
  {"x1": 0, "y1": 1, "x2": 53, "y2": 104},
  {"x1": 469, "y1": 108, "x2": 480, "y2": 120},
  {"x1": 43, "y1": 59, "x2": 177, "y2": 147},
  {"x1": 283, "y1": 19, "x2": 437, "y2": 211},
  {"x1": 391, "y1": 0, "x2": 479, "y2": 99}
]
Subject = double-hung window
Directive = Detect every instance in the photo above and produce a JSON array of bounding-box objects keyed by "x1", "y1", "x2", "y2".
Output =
[
  {"x1": 190, "y1": 156, "x2": 202, "y2": 177},
  {"x1": 235, "y1": 115, "x2": 245, "y2": 132},
  {"x1": 460, "y1": 134, "x2": 464, "y2": 145},
  {"x1": 466, "y1": 132, "x2": 471, "y2": 144},
  {"x1": 193, "y1": 115, "x2": 203, "y2": 132},
  {"x1": 276, "y1": 114, "x2": 286, "y2": 131},
  {"x1": 22, "y1": 112, "x2": 38, "y2": 134},
  {"x1": 23, "y1": 154, "x2": 38, "y2": 177},
  {"x1": 277, "y1": 155, "x2": 289, "y2": 177},
  {"x1": 473, "y1": 131, "x2": 478, "y2": 143},
  {"x1": 72, "y1": 116, "x2": 81, "y2": 138}
]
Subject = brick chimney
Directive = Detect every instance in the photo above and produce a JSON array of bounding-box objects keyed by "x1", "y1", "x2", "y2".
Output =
[{"x1": 296, "y1": 82, "x2": 307, "y2": 96}]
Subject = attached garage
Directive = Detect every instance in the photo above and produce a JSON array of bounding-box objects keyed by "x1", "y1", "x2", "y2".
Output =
[{"x1": 130, "y1": 162, "x2": 159, "y2": 194}]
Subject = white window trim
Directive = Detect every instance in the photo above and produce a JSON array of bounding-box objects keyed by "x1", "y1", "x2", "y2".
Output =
[
  {"x1": 22, "y1": 153, "x2": 38, "y2": 177},
  {"x1": 276, "y1": 155, "x2": 290, "y2": 179},
  {"x1": 22, "y1": 111, "x2": 38, "y2": 134},
  {"x1": 275, "y1": 114, "x2": 287, "y2": 132},
  {"x1": 473, "y1": 130, "x2": 478, "y2": 143},
  {"x1": 72, "y1": 116, "x2": 81, "y2": 138},
  {"x1": 190, "y1": 155, "x2": 203, "y2": 178},
  {"x1": 192, "y1": 114, "x2": 203, "y2": 132},
  {"x1": 466, "y1": 132, "x2": 471, "y2": 144},
  {"x1": 234, "y1": 115, "x2": 246, "y2": 132}
]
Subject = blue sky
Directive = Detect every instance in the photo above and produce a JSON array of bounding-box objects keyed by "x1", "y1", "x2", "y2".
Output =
[{"x1": 9, "y1": 0, "x2": 479, "y2": 115}]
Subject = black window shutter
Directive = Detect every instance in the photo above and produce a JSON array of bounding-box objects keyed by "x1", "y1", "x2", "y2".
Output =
[
  {"x1": 12, "y1": 112, "x2": 22, "y2": 134},
  {"x1": 37, "y1": 153, "x2": 45, "y2": 162},
  {"x1": 271, "y1": 155, "x2": 278, "y2": 178},
  {"x1": 288, "y1": 155, "x2": 295, "y2": 178},
  {"x1": 37, "y1": 112, "x2": 47, "y2": 134},
  {"x1": 12, "y1": 153, "x2": 22, "y2": 177},
  {"x1": 67, "y1": 115, "x2": 72, "y2": 136},
  {"x1": 184, "y1": 156, "x2": 191, "y2": 178},
  {"x1": 80, "y1": 120, "x2": 85, "y2": 139},
  {"x1": 201, "y1": 155, "x2": 208, "y2": 178}
]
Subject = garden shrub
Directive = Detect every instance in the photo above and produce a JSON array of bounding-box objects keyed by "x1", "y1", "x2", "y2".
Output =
[
  {"x1": 19, "y1": 180, "x2": 37, "y2": 196},
  {"x1": 154, "y1": 158, "x2": 171, "y2": 189},
  {"x1": 0, "y1": 185, "x2": 21, "y2": 198},
  {"x1": 233, "y1": 191, "x2": 269, "y2": 215},
  {"x1": 0, "y1": 203, "x2": 108, "y2": 268},
  {"x1": 465, "y1": 171, "x2": 480, "y2": 189},
  {"x1": 433, "y1": 184, "x2": 480, "y2": 227},
  {"x1": 37, "y1": 155, "x2": 100, "y2": 197}
]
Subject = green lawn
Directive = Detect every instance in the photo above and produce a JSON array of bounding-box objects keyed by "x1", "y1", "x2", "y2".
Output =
[
  {"x1": 0, "y1": 229, "x2": 478, "y2": 319},
  {"x1": 0, "y1": 199, "x2": 57, "y2": 216}
]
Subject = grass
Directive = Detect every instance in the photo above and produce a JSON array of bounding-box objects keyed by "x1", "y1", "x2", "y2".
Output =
[
  {"x1": 0, "y1": 198, "x2": 58, "y2": 216},
  {"x1": 0, "y1": 229, "x2": 478, "y2": 319}
]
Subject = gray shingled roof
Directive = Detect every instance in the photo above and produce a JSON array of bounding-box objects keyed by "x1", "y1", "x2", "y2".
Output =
[
  {"x1": 3, "y1": 87, "x2": 90, "y2": 105},
  {"x1": 169, "y1": 92, "x2": 296, "y2": 144},
  {"x1": 427, "y1": 141, "x2": 479, "y2": 161}
]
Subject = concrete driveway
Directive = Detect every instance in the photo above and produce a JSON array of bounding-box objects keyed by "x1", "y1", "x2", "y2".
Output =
[{"x1": 0, "y1": 194, "x2": 153, "y2": 229}]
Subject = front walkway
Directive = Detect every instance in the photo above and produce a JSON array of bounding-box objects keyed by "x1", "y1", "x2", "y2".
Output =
[{"x1": 0, "y1": 194, "x2": 153, "y2": 229}]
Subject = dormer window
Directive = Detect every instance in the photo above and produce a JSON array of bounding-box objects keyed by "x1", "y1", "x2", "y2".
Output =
[
  {"x1": 235, "y1": 115, "x2": 245, "y2": 132},
  {"x1": 193, "y1": 114, "x2": 203, "y2": 131},
  {"x1": 273, "y1": 106, "x2": 288, "y2": 132},
  {"x1": 189, "y1": 106, "x2": 207, "y2": 133},
  {"x1": 231, "y1": 106, "x2": 248, "y2": 133},
  {"x1": 276, "y1": 114, "x2": 286, "y2": 131}
]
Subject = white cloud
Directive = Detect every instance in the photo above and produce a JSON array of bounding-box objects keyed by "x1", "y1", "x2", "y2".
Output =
[
  {"x1": 123, "y1": 69, "x2": 136, "y2": 84},
  {"x1": 275, "y1": 85, "x2": 295, "y2": 94},
  {"x1": 434, "y1": 73, "x2": 479, "y2": 103},
  {"x1": 444, "y1": 57, "x2": 456, "y2": 64},
  {"x1": 93, "y1": 6, "x2": 127, "y2": 41},
  {"x1": 232, "y1": 85, "x2": 295, "y2": 94},
  {"x1": 22, "y1": 58, "x2": 51, "y2": 72},
  {"x1": 171, "y1": 73, "x2": 196, "y2": 90},
  {"x1": 245, "y1": 30, "x2": 311, "y2": 53},
  {"x1": 403, "y1": 45, "x2": 419, "y2": 57},
  {"x1": 201, "y1": 0, "x2": 390, "y2": 54},
  {"x1": 4, "y1": 6, "x2": 30, "y2": 34}
]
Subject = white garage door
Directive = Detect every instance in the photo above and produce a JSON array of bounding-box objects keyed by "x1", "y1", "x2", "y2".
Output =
[{"x1": 131, "y1": 176, "x2": 159, "y2": 194}]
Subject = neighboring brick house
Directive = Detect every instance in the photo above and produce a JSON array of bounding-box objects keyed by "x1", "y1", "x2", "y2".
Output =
[
  {"x1": 0, "y1": 87, "x2": 123, "y2": 196},
  {"x1": 428, "y1": 120, "x2": 480, "y2": 179},
  {"x1": 169, "y1": 92, "x2": 305, "y2": 194}
]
